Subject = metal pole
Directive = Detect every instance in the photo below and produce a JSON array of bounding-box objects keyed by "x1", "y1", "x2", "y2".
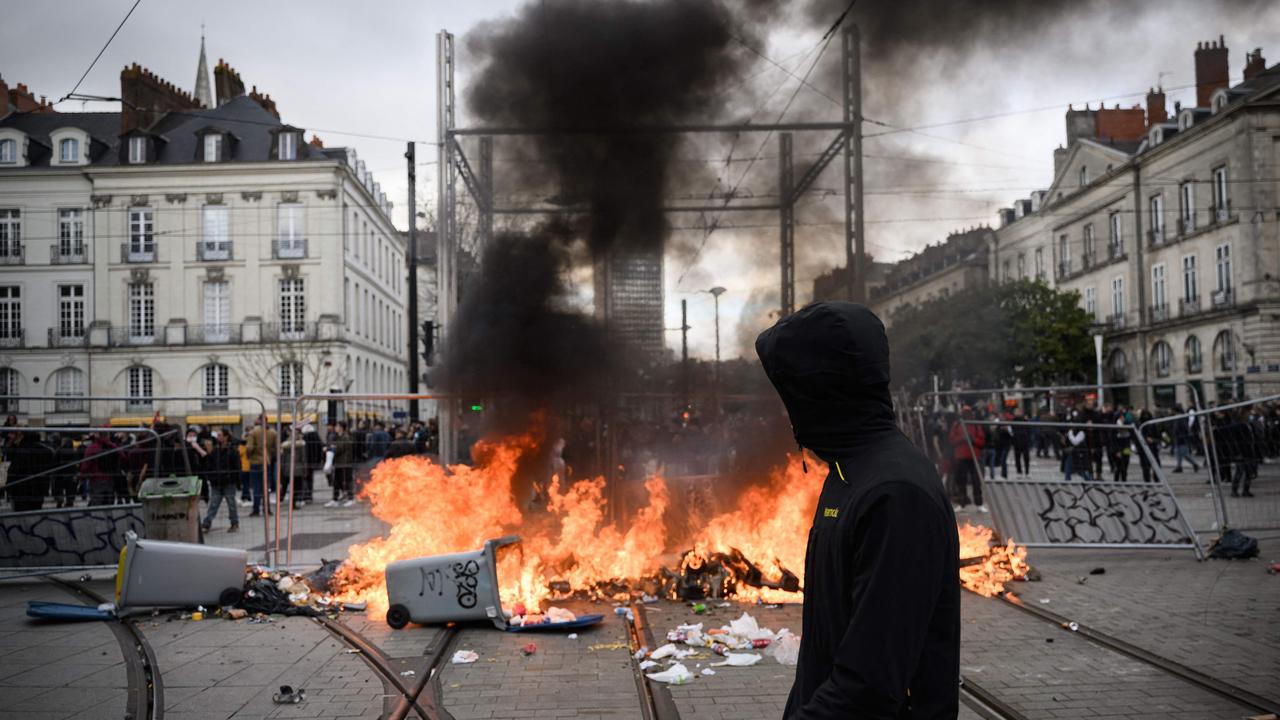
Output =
[
  {"x1": 843, "y1": 23, "x2": 865, "y2": 303},
  {"x1": 681, "y1": 299, "x2": 689, "y2": 412},
  {"x1": 406, "y1": 142, "x2": 420, "y2": 421},
  {"x1": 437, "y1": 30, "x2": 458, "y2": 465},
  {"x1": 778, "y1": 132, "x2": 795, "y2": 316},
  {"x1": 1094, "y1": 333, "x2": 1104, "y2": 407}
]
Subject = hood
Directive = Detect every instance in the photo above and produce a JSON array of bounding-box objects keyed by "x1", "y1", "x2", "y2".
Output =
[{"x1": 755, "y1": 302, "x2": 897, "y2": 459}]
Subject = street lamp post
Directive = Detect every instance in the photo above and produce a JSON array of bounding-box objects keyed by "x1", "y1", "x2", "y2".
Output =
[{"x1": 1094, "y1": 333, "x2": 1104, "y2": 408}]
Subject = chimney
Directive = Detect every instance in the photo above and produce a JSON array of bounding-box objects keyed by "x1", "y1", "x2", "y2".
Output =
[
  {"x1": 1194, "y1": 35, "x2": 1229, "y2": 107},
  {"x1": 1064, "y1": 103, "x2": 1096, "y2": 146},
  {"x1": 120, "y1": 63, "x2": 199, "y2": 134},
  {"x1": 1244, "y1": 48, "x2": 1266, "y2": 81},
  {"x1": 308, "y1": 134, "x2": 324, "y2": 148},
  {"x1": 248, "y1": 85, "x2": 279, "y2": 119},
  {"x1": 1146, "y1": 87, "x2": 1168, "y2": 127},
  {"x1": 213, "y1": 59, "x2": 245, "y2": 107},
  {"x1": 0, "y1": 75, "x2": 9, "y2": 119}
]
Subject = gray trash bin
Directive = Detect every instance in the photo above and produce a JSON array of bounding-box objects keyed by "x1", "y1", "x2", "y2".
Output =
[
  {"x1": 138, "y1": 476, "x2": 203, "y2": 542},
  {"x1": 383, "y1": 535, "x2": 518, "y2": 629},
  {"x1": 116, "y1": 531, "x2": 248, "y2": 608}
]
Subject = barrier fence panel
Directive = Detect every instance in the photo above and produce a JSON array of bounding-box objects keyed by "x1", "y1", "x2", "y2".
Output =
[{"x1": 953, "y1": 418, "x2": 1203, "y2": 558}]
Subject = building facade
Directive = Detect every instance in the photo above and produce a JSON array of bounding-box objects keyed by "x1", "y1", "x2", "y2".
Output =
[
  {"x1": 868, "y1": 227, "x2": 994, "y2": 323},
  {"x1": 0, "y1": 52, "x2": 408, "y2": 427},
  {"x1": 993, "y1": 37, "x2": 1280, "y2": 408}
]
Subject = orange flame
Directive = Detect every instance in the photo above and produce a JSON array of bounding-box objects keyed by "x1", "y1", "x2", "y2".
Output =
[{"x1": 957, "y1": 522, "x2": 1029, "y2": 597}]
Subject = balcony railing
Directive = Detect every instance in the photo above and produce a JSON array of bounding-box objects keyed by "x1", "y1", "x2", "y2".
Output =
[
  {"x1": 0, "y1": 243, "x2": 24, "y2": 265},
  {"x1": 1147, "y1": 228, "x2": 1165, "y2": 246},
  {"x1": 50, "y1": 243, "x2": 87, "y2": 264},
  {"x1": 1108, "y1": 242, "x2": 1124, "y2": 260},
  {"x1": 0, "y1": 329, "x2": 24, "y2": 348},
  {"x1": 261, "y1": 321, "x2": 324, "y2": 343},
  {"x1": 108, "y1": 326, "x2": 157, "y2": 346},
  {"x1": 54, "y1": 396, "x2": 87, "y2": 413},
  {"x1": 272, "y1": 237, "x2": 308, "y2": 259},
  {"x1": 121, "y1": 243, "x2": 157, "y2": 263},
  {"x1": 1212, "y1": 288, "x2": 1234, "y2": 309},
  {"x1": 1179, "y1": 296, "x2": 1201, "y2": 316},
  {"x1": 47, "y1": 328, "x2": 87, "y2": 347},
  {"x1": 1149, "y1": 304, "x2": 1170, "y2": 322},
  {"x1": 1107, "y1": 312, "x2": 1126, "y2": 329},
  {"x1": 1057, "y1": 261, "x2": 1070, "y2": 279},
  {"x1": 125, "y1": 397, "x2": 154, "y2": 410},
  {"x1": 1177, "y1": 213, "x2": 1196, "y2": 235},
  {"x1": 187, "y1": 323, "x2": 243, "y2": 344},
  {"x1": 1081, "y1": 253, "x2": 1096, "y2": 271},
  {"x1": 196, "y1": 240, "x2": 233, "y2": 261},
  {"x1": 1211, "y1": 200, "x2": 1231, "y2": 224},
  {"x1": 202, "y1": 397, "x2": 231, "y2": 410}
]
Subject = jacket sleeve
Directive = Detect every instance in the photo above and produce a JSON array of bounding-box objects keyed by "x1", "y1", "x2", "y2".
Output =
[{"x1": 793, "y1": 483, "x2": 951, "y2": 719}]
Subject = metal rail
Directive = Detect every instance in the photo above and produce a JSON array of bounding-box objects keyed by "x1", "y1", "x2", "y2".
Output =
[
  {"x1": 959, "y1": 675, "x2": 1031, "y2": 720},
  {"x1": 398, "y1": 625, "x2": 459, "y2": 720},
  {"x1": 47, "y1": 576, "x2": 162, "y2": 720},
  {"x1": 312, "y1": 614, "x2": 452, "y2": 720},
  {"x1": 627, "y1": 601, "x2": 683, "y2": 720},
  {"x1": 996, "y1": 592, "x2": 1280, "y2": 716}
]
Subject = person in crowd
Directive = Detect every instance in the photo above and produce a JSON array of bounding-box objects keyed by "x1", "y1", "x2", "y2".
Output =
[
  {"x1": 385, "y1": 430, "x2": 416, "y2": 458},
  {"x1": 244, "y1": 415, "x2": 278, "y2": 517},
  {"x1": 51, "y1": 433, "x2": 82, "y2": 508},
  {"x1": 1138, "y1": 408, "x2": 1161, "y2": 481},
  {"x1": 80, "y1": 432, "x2": 120, "y2": 507},
  {"x1": 1110, "y1": 411, "x2": 1134, "y2": 482},
  {"x1": 1172, "y1": 406, "x2": 1201, "y2": 473},
  {"x1": 6, "y1": 430, "x2": 52, "y2": 512},
  {"x1": 325, "y1": 421, "x2": 356, "y2": 507},
  {"x1": 281, "y1": 425, "x2": 309, "y2": 511},
  {"x1": 366, "y1": 422, "x2": 391, "y2": 461},
  {"x1": 994, "y1": 410, "x2": 1014, "y2": 479},
  {"x1": 1063, "y1": 412, "x2": 1094, "y2": 482},
  {"x1": 948, "y1": 406, "x2": 986, "y2": 512},
  {"x1": 201, "y1": 429, "x2": 241, "y2": 532},
  {"x1": 1011, "y1": 408, "x2": 1032, "y2": 476}
]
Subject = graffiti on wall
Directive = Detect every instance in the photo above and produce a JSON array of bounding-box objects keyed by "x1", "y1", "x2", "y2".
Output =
[
  {"x1": 0, "y1": 505, "x2": 144, "y2": 567},
  {"x1": 1036, "y1": 485, "x2": 1191, "y2": 544}
]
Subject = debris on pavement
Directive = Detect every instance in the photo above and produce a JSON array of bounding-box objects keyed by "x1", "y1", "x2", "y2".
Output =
[
  {"x1": 1089, "y1": 567, "x2": 1106, "y2": 575},
  {"x1": 272, "y1": 685, "x2": 306, "y2": 704},
  {"x1": 400, "y1": 670, "x2": 416, "y2": 677},
  {"x1": 701, "y1": 668, "x2": 716, "y2": 676},
  {"x1": 646, "y1": 662, "x2": 694, "y2": 685},
  {"x1": 451, "y1": 650, "x2": 480, "y2": 664},
  {"x1": 711, "y1": 653, "x2": 762, "y2": 667},
  {"x1": 521, "y1": 642, "x2": 537, "y2": 656},
  {"x1": 767, "y1": 630, "x2": 800, "y2": 666},
  {"x1": 651, "y1": 610, "x2": 801, "y2": 669}
]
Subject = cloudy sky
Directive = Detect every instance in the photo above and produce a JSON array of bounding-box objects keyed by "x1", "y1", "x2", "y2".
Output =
[{"x1": 5, "y1": 0, "x2": 1278, "y2": 359}]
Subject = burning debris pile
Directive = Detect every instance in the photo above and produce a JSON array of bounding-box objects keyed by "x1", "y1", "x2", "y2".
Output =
[{"x1": 329, "y1": 433, "x2": 1030, "y2": 619}]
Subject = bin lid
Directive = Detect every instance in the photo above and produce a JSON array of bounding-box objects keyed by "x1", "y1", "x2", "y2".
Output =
[{"x1": 138, "y1": 475, "x2": 203, "y2": 498}]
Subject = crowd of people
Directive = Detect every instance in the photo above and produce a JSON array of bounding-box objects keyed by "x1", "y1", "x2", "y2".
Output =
[
  {"x1": 0, "y1": 414, "x2": 439, "y2": 530},
  {"x1": 919, "y1": 399, "x2": 1276, "y2": 511}
]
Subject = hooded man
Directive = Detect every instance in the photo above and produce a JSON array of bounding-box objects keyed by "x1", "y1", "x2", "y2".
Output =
[{"x1": 756, "y1": 302, "x2": 960, "y2": 719}]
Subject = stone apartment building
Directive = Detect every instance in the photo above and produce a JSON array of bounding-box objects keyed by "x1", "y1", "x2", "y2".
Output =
[
  {"x1": 994, "y1": 37, "x2": 1280, "y2": 408},
  {"x1": 0, "y1": 44, "x2": 409, "y2": 427},
  {"x1": 867, "y1": 227, "x2": 994, "y2": 323}
]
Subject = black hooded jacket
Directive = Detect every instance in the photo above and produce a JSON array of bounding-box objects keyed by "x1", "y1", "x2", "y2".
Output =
[{"x1": 756, "y1": 302, "x2": 960, "y2": 719}]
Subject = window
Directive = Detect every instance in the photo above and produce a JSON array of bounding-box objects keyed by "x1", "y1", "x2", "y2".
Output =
[
  {"x1": 1109, "y1": 212, "x2": 1122, "y2": 254},
  {"x1": 1111, "y1": 276, "x2": 1125, "y2": 319},
  {"x1": 1148, "y1": 194, "x2": 1164, "y2": 239},
  {"x1": 203, "y1": 281, "x2": 230, "y2": 341},
  {"x1": 58, "y1": 284, "x2": 85, "y2": 339},
  {"x1": 1212, "y1": 165, "x2": 1228, "y2": 218},
  {"x1": 128, "y1": 282, "x2": 155, "y2": 340},
  {"x1": 0, "y1": 139, "x2": 15, "y2": 163},
  {"x1": 1185, "y1": 335, "x2": 1203, "y2": 374},
  {"x1": 1079, "y1": 166, "x2": 1089, "y2": 187},
  {"x1": 1214, "y1": 331, "x2": 1236, "y2": 373},
  {"x1": 1179, "y1": 181, "x2": 1195, "y2": 232},
  {"x1": 0, "y1": 286, "x2": 21, "y2": 343},
  {"x1": 1058, "y1": 234, "x2": 1070, "y2": 273},
  {"x1": 127, "y1": 366, "x2": 153, "y2": 407},
  {"x1": 1083, "y1": 224, "x2": 1095, "y2": 265},
  {"x1": 1016, "y1": 253, "x2": 1026, "y2": 280},
  {"x1": 1084, "y1": 287, "x2": 1097, "y2": 319},
  {"x1": 1182, "y1": 255, "x2": 1198, "y2": 303},
  {"x1": 203, "y1": 133, "x2": 222, "y2": 162},
  {"x1": 279, "y1": 362, "x2": 304, "y2": 398},
  {"x1": 53, "y1": 367, "x2": 85, "y2": 412},
  {"x1": 279, "y1": 277, "x2": 305, "y2": 337},
  {"x1": 1035, "y1": 248, "x2": 1045, "y2": 280},
  {"x1": 0, "y1": 368, "x2": 17, "y2": 413},
  {"x1": 203, "y1": 364, "x2": 229, "y2": 407},
  {"x1": 57, "y1": 208, "x2": 83, "y2": 256},
  {"x1": 278, "y1": 132, "x2": 297, "y2": 160},
  {"x1": 277, "y1": 203, "x2": 304, "y2": 256},
  {"x1": 1215, "y1": 243, "x2": 1232, "y2": 293},
  {"x1": 1152, "y1": 342, "x2": 1172, "y2": 378},
  {"x1": 128, "y1": 136, "x2": 146, "y2": 164},
  {"x1": 1002, "y1": 259, "x2": 1011, "y2": 283},
  {"x1": 59, "y1": 138, "x2": 79, "y2": 163},
  {"x1": 0, "y1": 209, "x2": 19, "y2": 259},
  {"x1": 1151, "y1": 264, "x2": 1167, "y2": 310},
  {"x1": 128, "y1": 208, "x2": 154, "y2": 258},
  {"x1": 201, "y1": 205, "x2": 230, "y2": 259},
  {"x1": 1108, "y1": 349, "x2": 1128, "y2": 382}
]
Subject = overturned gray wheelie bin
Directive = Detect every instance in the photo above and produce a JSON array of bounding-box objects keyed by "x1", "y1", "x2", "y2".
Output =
[{"x1": 383, "y1": 535, "x2": 518, "y2": 629}]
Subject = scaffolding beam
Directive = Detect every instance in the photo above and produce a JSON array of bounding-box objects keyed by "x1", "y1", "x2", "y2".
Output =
[
  {"x1": 436, "y1": 30, "x2": 458, "y2": 465},
  {"x1": 779, "y1": 132, "x2": 795, "y2": 317},
  {"x1": 449, "y1": 120, "x2": 855, "y2": 137},
  {"x1": 842, "y1": 23, "x2": 866, "y2": 303}
]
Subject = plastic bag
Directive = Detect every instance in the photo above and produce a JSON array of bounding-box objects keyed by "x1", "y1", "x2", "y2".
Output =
[
  {"x1": 767, "y1": 630, "x2": 800, "y2": 666},
  {"x1": 711, "y1": 652, "x2": 761, "y2": 667},
  {"x1": 646, "y1": 662, "x2": 693, "y2": 685},
  {"x1": 451, "y1": 650, "x2": 479, "y2": 664}
]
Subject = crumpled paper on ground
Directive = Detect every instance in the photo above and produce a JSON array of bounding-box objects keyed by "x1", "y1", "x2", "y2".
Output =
[
  {"x1": 646, "y1": 662, "x2": 693, "y2": 685},
  {"x1": 450, "y1": 650, "x2": 479, "y2": 664}
]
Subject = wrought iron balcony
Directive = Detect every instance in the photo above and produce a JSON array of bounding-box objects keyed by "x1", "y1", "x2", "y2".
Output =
[
  {"x1": 50, "y1": 243, "x2": 86, "y2": 264},
  {"x1": 196, "y1": 240, "x2": 233, "y2": 261},
  {"x1": 53, "y1": 395, "x2": 87, "y2": 413},
  {"x1": 1212, "y1": 288, "x2": 1234, "y2": 309},
  {"x1": 1179, "y1": 296, "x2": 1201, "y2": 316},
  {"x1": 187, "y1": 323, "x2": 242, "y2": 344},
  {"x1": 1149, "y1": 304, "x2": 1170, "y2": 322},
  {"x1": 1057, "y1": 261, "x2": 1071, "y2": 279},
  {"x1": 1107, "y1": 312, "x2": 1126, "y2": 329},
  {"x1": 272, "y1": 237, "x2": 308, "y2": 259},
  {"x1": 1108, "y1": 242, "x2": 1124, "y2": 260},
  {"x1": 108, "y1": 326, "x2": 157, "y2": 346},
  {"x1": 1211, "y1": 200, "x2": 1231, "y2": 224},
  {"x1": 0, "y1": 328, "x2": 24, "y2": 348},
  {"x1": 0, "y1": 243, "x2": 24, "y2": 265},
  {"x1": 47, "y1": 328, "x2": 87, "y2": 347},
  {"x1": 1146, "y1": 228, "x2": 1165, "y2": 246},
  {"x1": 202, "y1": 397, "x2": 231, "y2": 410},
  {"x1": 1177, "y1": 213, "x2": 1196, "y2": 235},
  {"x1": 121, "y1": 243, "x2": 156, "y2": 263}
]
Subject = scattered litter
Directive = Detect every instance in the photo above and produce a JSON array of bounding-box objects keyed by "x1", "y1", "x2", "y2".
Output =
[
  {"x1": 614, "y1": 607, "x2": 629, "y2": 616},
  {"x1": 728, "y1": 612, "x2": 759, "y2": 636},
  {"x1": 1065, "y1": 622, "x2": 1080, "y2": 632},
  {"x1": 190, "y1": 611, "x2": 204, "y2": 621},
  {"x1": 701, "y1": 668, "x2": 716, "y2": 676},
  {"x1": 272, "y1": 685, "x2": 306, "y2": 705},
  {"x1": 1089, "y1": 567, "x2": 1106, "y2": 575},
  {"x1": 343, "y1": 649, "x2": 361, "y2": 654},
  {"x1": 639, "y1": 660, "x2": 658, "y2": 670},
  {"x1": 521, "y1": 643, "x2": 537, "y2": 656},
  {"x1": 567, "y1": 633, "x2": 579, "y2": 640},
  {"x1": 751, "y1": 638, "x2": 771, "y2": 649},
  {"x1": 711, "y1": 653, "x2": 762, "y2": 667},
  {"x1": 633, "y1": 648, "x2": 647, "y2": 660},
  {"x1": 766, "y1": 630, "x2": 800, "y2": 666},
  {"x1": 646, "y1": 663, "x2": 693, "y2": 685},
  {"x1": 677, "y1": 623, "x2": 703, "y2": 633},
  {"x1": 716, "y1": 602, "x2": 732, "y2": 608},
  {"x1": 400, "y1": 670, "x2": 416, "y2": 677},
  {"x1": 96, "y1": 602, "x2": 116, "y2": 613},
  {"x1": 78, "y1": 574, "x2": 92, "y2": 582},
  {"x1": 692, "y1": 603, "x2": 707, "y2": 615},
  {"x1": 589, "y1": 642, "x2": 629, "y2": 652},
  {"x1": 1045, "y1": 638, "x2": 1054, "y2": 643},
  {"x1": 1267, "y1": 562, "x2": 1280, "y2": 575},
  {"x1": 641, "y1": 593, "x2": 659, "y2": 604},
  {"x1": 1076, "y1": 577, "x2": 1088, "y2": 585},
  {"x1": 1039, "y1": 598, "x2": 1051, "y2": 604},
  {"x1": 451, "y1": 650, "x2": 479, "y2": 664},
  {"x1": 226, "y1": 608, "x2": 248, "y2": 620}
]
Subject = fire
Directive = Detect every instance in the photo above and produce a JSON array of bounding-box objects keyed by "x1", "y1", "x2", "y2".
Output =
[
  {"x1": 957, "y1": 522, "x2": 1029, "y2": 597},
  {"x1": 332, "y1": 432, "x2": 1029, "y2": 619}
]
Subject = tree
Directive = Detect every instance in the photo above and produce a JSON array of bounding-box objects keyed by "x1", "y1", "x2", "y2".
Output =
[{"x1": 887, "y1": 280, "x2": 1094, "y2": 395}]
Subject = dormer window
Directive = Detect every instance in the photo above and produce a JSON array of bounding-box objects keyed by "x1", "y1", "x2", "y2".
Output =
[
  {"x1": 1149, "y1": 126, "x2": 1163, "y2": 147},
  {"x1": 1079, "y1": 165, "x2": 1089, "y2": 187},
  {"x1": 278, "y1": 131, "x2": 297, "y2": 160},
  {"x1": 59, "y1": 138, "x2": 79, "y2": 163},
  {"x1": 1178, "y1": 109, "x2": 1194, "y2": 131},
  {"x1": 0, "y1": 139, "x2": 14, "y2": 164},
  {"x1": 203, "y1": 133, "x2": 223, "y2": 162},
  {"x1": 1211, "y1": 89, "x2": 1229, "y2": 114},
  {"x1": 128, "y1": 136, "x2": 146, "y2": 164}
]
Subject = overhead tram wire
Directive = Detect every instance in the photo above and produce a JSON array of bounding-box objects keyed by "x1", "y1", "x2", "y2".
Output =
[{"x1": 62, "y1": 0, "x2": 143, "y2": 102}]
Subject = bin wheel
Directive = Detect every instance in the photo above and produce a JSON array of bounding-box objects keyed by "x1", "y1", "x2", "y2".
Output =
[
  {"x1": 386, "y1": 604, "x2": 410, "y2": 630},
  {"x1": 218, "y1": 588, "x2": 243, "y2": 607}
]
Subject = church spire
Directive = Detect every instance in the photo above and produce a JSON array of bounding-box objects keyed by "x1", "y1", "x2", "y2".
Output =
[{"x1": 194, "y1": 26, "x2": 213, "y2": 108}]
